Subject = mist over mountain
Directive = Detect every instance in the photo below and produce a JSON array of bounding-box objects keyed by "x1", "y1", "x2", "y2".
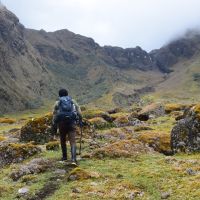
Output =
[{"x1": 0, "y1": 5, "x2": 200, "y2": 113}]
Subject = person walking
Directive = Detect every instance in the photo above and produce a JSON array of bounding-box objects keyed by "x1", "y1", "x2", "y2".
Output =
[{"x1": 52, "y1": 89, "x2": 82, "y2": 165}]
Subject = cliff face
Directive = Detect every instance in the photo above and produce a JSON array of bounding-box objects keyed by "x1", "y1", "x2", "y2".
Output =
[
  {"x1": 0, "y1": 7, "x2": 55, "y2": 113},
  {"x1": 150, "y1": 32, "x2": 200, "y2": 73}
]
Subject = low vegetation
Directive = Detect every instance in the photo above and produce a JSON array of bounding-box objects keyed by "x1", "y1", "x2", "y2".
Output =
[{"x1": 0, "y1": 102, "x2": 199, "y2": 200}]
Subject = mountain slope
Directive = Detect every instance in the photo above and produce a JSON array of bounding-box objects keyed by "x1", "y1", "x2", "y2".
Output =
[
  {"x1": 0, "y1": 6, "x2": 55, "y2": 113},
  {"x1": 0, "y1": 5, "x2": 200, "y2": 113}
]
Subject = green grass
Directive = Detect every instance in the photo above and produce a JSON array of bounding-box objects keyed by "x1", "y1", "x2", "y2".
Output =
[
  {"x1": 46, "y1": 153, "x2": 200, "y2": 200},
  {"x1": 1, "y1": 104, "x2": 200, "y2": 200}
]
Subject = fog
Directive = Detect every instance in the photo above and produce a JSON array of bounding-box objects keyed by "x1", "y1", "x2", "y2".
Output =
[{"x1": 3, "y1": 0, "x2": 200, "y2": 51}]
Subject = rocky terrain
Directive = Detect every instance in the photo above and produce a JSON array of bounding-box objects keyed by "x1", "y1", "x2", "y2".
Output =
[
  {"x1": 0, "y1": 4, "x2": 200, "y2": 200},
  {"x1": 0, "y1": 102, "x2": 199, "y2": 199}
]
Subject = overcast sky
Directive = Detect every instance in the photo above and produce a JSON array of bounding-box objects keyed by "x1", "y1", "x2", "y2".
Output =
[{"x1": 2, "y1": 0, "x2": 200, "y2": 51}]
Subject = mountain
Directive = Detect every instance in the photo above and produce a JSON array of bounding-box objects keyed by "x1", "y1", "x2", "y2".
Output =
[
  {"x1": 0, "y1": 6, "x2": 55, "y2": 113},
  {"x1": 0, "y1": 5, "x2": 200, "y2": 113}
]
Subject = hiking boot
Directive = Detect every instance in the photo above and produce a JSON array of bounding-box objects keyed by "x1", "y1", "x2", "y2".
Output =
[{"x1": 61, "y1": 145, "x2": 67, "y2": 161}]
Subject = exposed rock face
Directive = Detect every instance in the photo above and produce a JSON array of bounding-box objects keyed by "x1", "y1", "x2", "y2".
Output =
[
  {"x1": 150, "y1": 32, "x2": 200, "y2": 73},
  {"x1": 0, "y1": 6, "x2": 54, "y2": 113},
  {"x1": 171, "y1": 104, "x2": 200, "y2": 153},
  {"x1": 100, "y1": 46, "x2": 155, "y2": 70}
]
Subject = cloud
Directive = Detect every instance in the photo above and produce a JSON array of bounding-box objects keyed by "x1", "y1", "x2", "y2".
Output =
[{"x1": 3, "y1": 0, "x2": 200, "y2": 51}]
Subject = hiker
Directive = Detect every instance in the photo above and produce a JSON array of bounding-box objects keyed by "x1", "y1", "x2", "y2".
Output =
[{"x1": 52, "y1": 89, "x2": 82, "y2": 164}]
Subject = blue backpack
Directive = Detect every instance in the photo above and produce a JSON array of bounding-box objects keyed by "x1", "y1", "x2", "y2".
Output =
[{"x1": 58, "y1": 96, "x2": 77, "y2": 122}]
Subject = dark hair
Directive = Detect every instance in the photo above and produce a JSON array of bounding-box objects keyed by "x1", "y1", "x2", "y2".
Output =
[{"x1": 59, "y1": 89, "x2": 68, "y2": 97}]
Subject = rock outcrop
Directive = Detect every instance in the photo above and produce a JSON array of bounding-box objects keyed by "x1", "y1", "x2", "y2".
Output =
[
  {"x1": 171, "y1": 104, "x2": 200, "y2": 153},
  {"x1": 0, "y1": 142, "x2": 41, "y2": 167},
  {"x1": 20, "y1": 113, "x2": 53, "y2": 144},
  {"x1": 0, "y1": 6, "x2": 54, "y2": 113}
]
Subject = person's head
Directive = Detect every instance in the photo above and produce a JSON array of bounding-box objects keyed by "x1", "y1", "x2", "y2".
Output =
[{"x1": 59, "y1": 89, "x2": 68, "y2": 97}]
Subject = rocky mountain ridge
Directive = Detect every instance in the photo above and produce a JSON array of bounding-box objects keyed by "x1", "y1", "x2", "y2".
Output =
[{"x1": 1, "y1": 5, "x2": 200, "y2": 113}]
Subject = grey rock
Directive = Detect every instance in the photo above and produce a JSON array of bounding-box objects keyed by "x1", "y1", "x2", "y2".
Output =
[
  {"x1": 18, "y1": 187, "x2": 29, "y2": 195},
  {"x1": 10, "y1": 158, "x2": 51, "y2": 181},
  {"x1": 161, "y1": 192, "x2": 170, "y2": 199},
  {"x1": 68, "y1": 175, "x2": 77, "y2": 181},
  {"x1": 72, "y1": 187, "x2": 81, "y2": 193},
  {"x1": 171, "y1": 105, "x2": 200, "y2": 153},
  {"x1": 186, "y1": 168, "x2": 197, "y2": 175},
  {"x1": 54, "y1": 169, "x2": 66, "y2": 175}
]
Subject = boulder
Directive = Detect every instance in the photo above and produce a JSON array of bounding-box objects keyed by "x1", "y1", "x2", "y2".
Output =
[
  {"x1": 92, "y1": 139, "x2": 152, "y2": 158},
  {"x1": 164, "y1": 103, "x2": 186, "y2": 114},
  {"x1": 138, "y1": 103, "x2": 165, "y2": 119},
  {"x1": 0, "y1": 143, "x2": 41, "y2": 167},
  {"x1": 171, "y1": 104, "x2": 200, "y2": 153},
  {"x1": 88, "y1": 117, "x2": 111, "y2": 129},
  {"x1": 10, "y1": 158, "x2": 51, "y2": 181},
  {"x1": 68, "y1": 167, "x2": 100, "y2": 181},
  {"x1": 20, "y1": 113, "x2": 53, "y2": 144},
  {"x1": 138, "y1": 132, "x2": 171, "y2": 154}
]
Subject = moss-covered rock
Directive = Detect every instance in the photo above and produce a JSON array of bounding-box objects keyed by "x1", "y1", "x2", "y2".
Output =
[
  {"x1": 88, "y1": 117, "x2": 112, "y2": 129},
  {"x1": 109, "y1": 112, "x2": 129, "y2": 121},
  {"x1": 92, "y1": 139, "x2": 151, "y2": 158},
  {"x1": 134, "y1": 126, "x2": 153, "y2": 132},
  {"x1": 96, "y1": 127, "x2": 134, "y2": 142},
  {"x1": 138, "y1": 132, "x2": 171, "y2": 154},
  {"x1": 46, "y1": 141, "x2": 60, "y2": 151},
  {"x1": 20, "y1": 113, "x2": 53, "y2": 144},
  {"x1": 138, "y1": 103, "x2": 165, "y2": 118},
  {"x1": 0, "y1": 136, "x2": 6, "y2": 141},
  {"x1": 171, "y1": 104, "x2": 200, "y2": 153},
  {"x1": 0, "y1": 117, "x2": 16, "y2": 124},
  {"x1": 10, "y1": 158, "x2": 52, "y2": 181},
  {"x1": 68, "y1": 167, "x2": 100, "y2": 181},
  {"x1": 82, "y1": 109, "x2": 108, "y2": 119},
  {"x1": 165, "y1": 103, "x2": 186, "y2": 114},
  {"x1": 113, "y1": 113, "x2": 143, "y2": 127},
  {"x1": 0, "y1": 143, "x2": 41, "y2": 167}
]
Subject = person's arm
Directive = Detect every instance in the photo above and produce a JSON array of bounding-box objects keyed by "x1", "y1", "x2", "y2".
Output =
[
  {"x1": 72, "y1": 99, "x2": 82, "y2": 117},
  {"x1": 52, "y1": 101, "x2": 59, "y2": 121}
]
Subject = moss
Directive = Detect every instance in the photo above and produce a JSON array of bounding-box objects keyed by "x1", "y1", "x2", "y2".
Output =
[
  {"x1": 113, "y1": 115, "x2": 129, "y2": 126},
  {"x1": 0, "y1": 185, "x2": 12, "y2": 198},
  {"x1": 164, "y1": 103, "x2": 186, "y2": 114},
  {"x1": 20, "y1": 113, "x2": 53, "y2": 144},
  {"x1": 0, "y1": 136, "x2": 6, "y2": 141},
  {"x1": 134, "y1": 126, "x2": 153, "y2": 132},
  {"x1": 109, "y1": 112, "x2": 129, "y2": 120},
  {"x1": 46, "y1": 141, "x2": 60, "y2": 151},
  {"x1": 138, "y1": 132, "x2": 171, "y2": 153},
  {"x1": 88, "y1": 117, "x2": 113, "y2": 129},
  {"x1": 21, "y1": 174, "x2": 37, "y2": 183},
  {"x1": 0, "y1": 118, "x2": 16, "y2": 124},
  {"x1": 93, "y1": 139, "x2": 150, "y2": 158},
  {"x1": 0, "y1": 143, "x2": 41, "y2": 167},
  {"x1": 97, "y1": 127, "x2": 134, "y2": 141},
  {"x1": 194, "y1": 104, "x2": 200, "y2": 113},
  {"x1": 82, "y1": 109, "x2": 107, "y2": 119},
  {"x1": 68, "y1": 167, "x2": 100, "y2": 181}
]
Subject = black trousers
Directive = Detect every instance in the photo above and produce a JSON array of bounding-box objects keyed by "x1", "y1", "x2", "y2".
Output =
[{"x1": 58, "y1": 120, "x2": 76, "y2": 159}]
